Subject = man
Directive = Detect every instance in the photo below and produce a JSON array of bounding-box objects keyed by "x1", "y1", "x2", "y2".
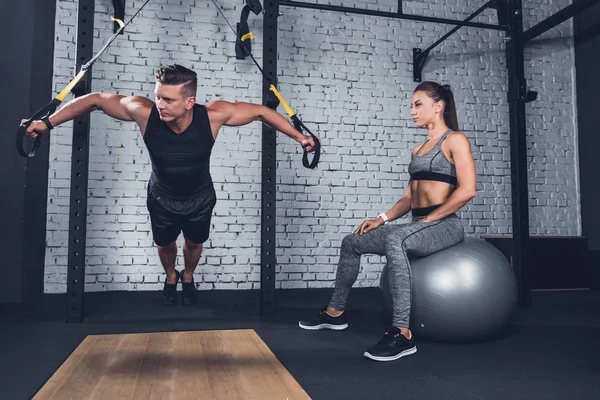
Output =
[{"x1": 24, "y1": 64, "x2": 319, "y2": 306}]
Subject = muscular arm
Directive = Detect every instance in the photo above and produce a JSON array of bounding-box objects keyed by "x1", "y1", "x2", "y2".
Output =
[
  {"x1": 25, "y1": 93, "x2": 153, "y2": 137},
  {"x1": 420, "y1": 133, "x2": 477, "y2": 222},
  {"x1": 380, "y1": 185, "x2": 413, "y2": 224},
  {"x1": 377, "y1": 143, "x2": 422, "y2": 223},
  {"x1": 206, "y1": 100, "x2": 319, "y2": 151},
  {"x1": 54, "y1": 93, "x2": 152, "y2": 125}
]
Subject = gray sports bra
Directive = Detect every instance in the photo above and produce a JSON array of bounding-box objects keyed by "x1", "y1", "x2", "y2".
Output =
[{"x1": 408, "y1": 129, "x2": 457, "y2": 185}]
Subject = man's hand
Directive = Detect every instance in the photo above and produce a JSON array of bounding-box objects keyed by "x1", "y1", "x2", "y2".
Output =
[
  {"x1": 299, "y1": 135, "x2": 321, "y2": 153},
  {"x1": 353, "y1": 218, "x2": 384, "y2": 235},
  {"x1": 22, "y1": 119, "x2": 49, "y2": 139}
]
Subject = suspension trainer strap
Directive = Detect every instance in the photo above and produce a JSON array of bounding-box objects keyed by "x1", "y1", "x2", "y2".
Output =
[
  {"x1": 209, "y1": 0, "x2": 321, "y2": 169},
  {"x1": 16, "y1": 0, "x2": 152, "y2": 158}
]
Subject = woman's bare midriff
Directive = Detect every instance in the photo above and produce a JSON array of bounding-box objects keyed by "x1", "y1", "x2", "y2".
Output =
[{"x1": 410, "y1": 180, "x2": 456, "y2": 209}]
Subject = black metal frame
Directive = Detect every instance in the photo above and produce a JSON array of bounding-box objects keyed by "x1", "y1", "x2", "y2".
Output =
[
  {"x1": 523, "y1": 0, "x2": 600, "y2": 44},
  {"x1": 502, "y1": 0, "x2": 599, "y2": 306},
  {"x1": 47, "y1": 0, "x2": 595, "y2": 321},
  {"x1": 260, "y1": 0, "x2": 279, "y2": 317},
  {"x1": 505, "y1": 0, "x2": 533, "y2": 308},
  {"x1": 413, "y1": 0, "x2": 501, "y2": 82},
  {"x1": 268, "y1": 0, "x2": 592, "y2": 311},
  {"x1": 279, "y1": 1, "x2": 503, "y2": 29},
  {"x1": 65, "y1": 0, "x2": 95, "y2": 323},
  {"x1": 21, "y1": 0, "x2": 57, "y2": 318}
]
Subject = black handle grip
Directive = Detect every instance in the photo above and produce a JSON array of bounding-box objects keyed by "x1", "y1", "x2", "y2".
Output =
[
  {"x1": 293, "y1": 116, "x2": 321, "y2": 169},
  {"x1": 16, "y1": 99, "x2": 61, "y2": 158}
]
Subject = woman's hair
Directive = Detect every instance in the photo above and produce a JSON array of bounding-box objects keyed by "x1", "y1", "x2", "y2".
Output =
[{"x1": 414, "y1": 81, "x2": 459, "y2": 131}]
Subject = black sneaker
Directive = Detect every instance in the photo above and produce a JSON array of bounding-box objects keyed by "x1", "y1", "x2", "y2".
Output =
[
  {"x1": 181, "y1": 273, "x2": 198, "y2": 306},
  {"x1": 298, "y1": 307, "x2": 349, "y2": 330},
  {"x1": 364, "y1": 326, "x2": 417, "y2": 361},
  {"x1": 161, "y1": 271, "x2": 179, "y2": 306}
]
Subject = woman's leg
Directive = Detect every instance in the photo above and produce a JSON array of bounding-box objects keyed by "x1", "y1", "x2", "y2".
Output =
[
  {"x1": 385, "y1": 217, "x2": 464, "y2": 328},
  {"x1": 328, "y1": 225, "x2": 397, "y2": 312},
  {"x1": 299, "y1": 224, "x2": 400, "y2": 331},
  {"x1": 364, "y1": 217, "x2": 464, "y2": 361}
]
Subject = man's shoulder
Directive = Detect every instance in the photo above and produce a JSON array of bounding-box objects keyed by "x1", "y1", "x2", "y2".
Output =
[{"x1": 204, "y1": 100, "x2": 232, "y2": 111}]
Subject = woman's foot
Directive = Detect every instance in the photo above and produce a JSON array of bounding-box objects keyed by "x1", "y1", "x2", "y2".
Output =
[
  {"x1": 298, "y1": 307, "x2": 349, "y2": 330},
  {"x1": 363, "y1": 326, "x2": 417, "y2": 362}
]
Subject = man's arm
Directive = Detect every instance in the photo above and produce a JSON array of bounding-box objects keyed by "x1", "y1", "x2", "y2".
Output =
[
  {"x1": 205, "y1": 100, "x2": 319, "y2": 151},
  {"x1": 24, "y1": 93, "x2": 153, "y2": 138}
]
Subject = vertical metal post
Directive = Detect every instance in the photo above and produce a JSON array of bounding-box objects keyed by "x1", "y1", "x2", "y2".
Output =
[
  {"x1": 66, "y1": 0, "x2": 95, "y2": 322},
  {"x1": 21, "y1": 0, "x2": 57, "y2": 318},
  {"x1": 505, "y1": 0, "x2": 531, "y2": 307},
  {"x1": 261, "y1": 0, "x2": 279, "y2": 317}
]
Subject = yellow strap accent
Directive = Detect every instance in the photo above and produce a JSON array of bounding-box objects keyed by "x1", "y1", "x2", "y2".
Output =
[
  {"x1": 111, "y1": 17, "x2": 125, "y2": 29},
  {"x1": 56, "y1": 70, "x2": 87, "y2": 101},
  {"x1": 241, "y1": 32, "x2": 254, "y2": 42},
  {"x1": 269, "y1": 85, "x2": 295, "y2": 117}
]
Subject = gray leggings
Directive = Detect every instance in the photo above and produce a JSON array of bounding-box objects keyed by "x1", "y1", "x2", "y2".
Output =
[{"x1": 329, "y1": 214, "x2": 464, "y2": 327}]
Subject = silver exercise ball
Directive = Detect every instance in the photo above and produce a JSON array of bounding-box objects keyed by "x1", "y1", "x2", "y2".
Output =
[{"x1": 380, "y1": 238, "x2": 518, "y2": 342}]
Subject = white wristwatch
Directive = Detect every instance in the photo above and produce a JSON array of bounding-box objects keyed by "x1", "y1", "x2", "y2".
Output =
[{"x1": 378, "y1": 212, "x2": 389, "y2": 225}]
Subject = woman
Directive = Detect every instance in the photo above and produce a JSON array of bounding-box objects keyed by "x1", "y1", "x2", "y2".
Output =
[{"x1": 299, "y1": 81, "x2": 477, "y2": 362}]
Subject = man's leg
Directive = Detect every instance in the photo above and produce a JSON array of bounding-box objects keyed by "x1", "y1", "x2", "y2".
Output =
[
  {"x1": 157, "y1": 241, "x2": 180, "y2": 306},
  {"x1": 182, "y1": 235, "x2": 203, "y2": 283},
  {"x1": 180, "y1": 190, "x2": 215, "y2": 306},
  {"x1": 177, "y1": 235, "x2": 202, "y2": 306},
  {"x1": 158, "y1": 241, "x2": 179, "y2": 284},
  {"x1": 148, "y1": 191, "x2": 182, "y2": 306}
]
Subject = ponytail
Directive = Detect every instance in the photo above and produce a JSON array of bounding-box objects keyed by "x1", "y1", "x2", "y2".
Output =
[
  {"x1": 414, "y1": 81, "x2": 459, "y2": 131},
  {"x1": 442, "y1": 85, "x2": 459, "y2": 132}
]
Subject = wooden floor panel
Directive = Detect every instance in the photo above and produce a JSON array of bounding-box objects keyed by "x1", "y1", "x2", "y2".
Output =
[{"x1": 34, "y1": 329, "x2": 310, "y2": 400}]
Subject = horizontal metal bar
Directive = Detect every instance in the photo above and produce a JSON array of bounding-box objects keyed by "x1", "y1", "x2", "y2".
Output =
[
  {"x1": 523, "y1": 0, "x2": 600, "y2": 43},
  {"x1": 421, "y1": 0, "x2": 496, "y2": 56},
  {"x1": 279, "y1": 0, "x2": 506, "y2": 30}
]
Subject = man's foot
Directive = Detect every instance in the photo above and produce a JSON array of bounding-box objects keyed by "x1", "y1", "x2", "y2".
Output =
[
  {"x1": 181, "y1": 273, "x2": 198, "y2": 306},
  {"x1": 161, "y1": 271, "x2": 179, "y2": 306},
  {"x1": 363, "y1": 326, "x2": 417, "y2": 362},
  {"x1": 298, "y1": 307, "x2": 349, "y2": 330}
]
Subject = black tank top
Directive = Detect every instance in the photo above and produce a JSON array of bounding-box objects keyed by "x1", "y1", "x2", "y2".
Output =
[{"x1": 144, "y1": 104, "x2": 215, "y2": 199}]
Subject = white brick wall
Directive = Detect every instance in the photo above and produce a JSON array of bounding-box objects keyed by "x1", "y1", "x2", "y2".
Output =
[{"x1": 44, "y1": 0, "x2": 580, "y2": 293}]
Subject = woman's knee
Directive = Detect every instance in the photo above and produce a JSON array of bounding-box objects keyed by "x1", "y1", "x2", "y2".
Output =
[{"x1": 341, "y1": 233, "x2": 359, "y2": 250}]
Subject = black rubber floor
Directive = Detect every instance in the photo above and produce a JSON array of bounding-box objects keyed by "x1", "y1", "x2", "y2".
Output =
[{"x1": 1, "y1": 288, "x2": 599, "y2": 400}]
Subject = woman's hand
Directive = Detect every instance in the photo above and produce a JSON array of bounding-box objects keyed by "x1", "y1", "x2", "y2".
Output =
[{"x1": 353, "y1": 218, "x2": 384, "y2": 235}]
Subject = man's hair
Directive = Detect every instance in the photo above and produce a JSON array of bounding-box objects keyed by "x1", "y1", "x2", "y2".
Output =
[{"x1": 154, "y1": 64, "x2": 197, "y2": 98}]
